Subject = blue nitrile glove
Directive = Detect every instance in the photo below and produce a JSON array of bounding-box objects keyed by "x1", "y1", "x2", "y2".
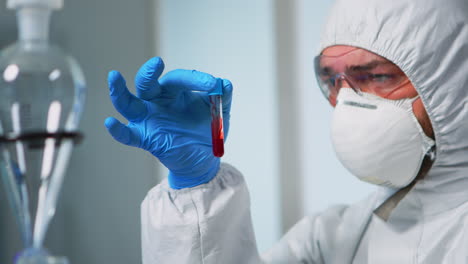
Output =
[{"x1": 104, "y1": 57, "x2": 233, "y2": 189}]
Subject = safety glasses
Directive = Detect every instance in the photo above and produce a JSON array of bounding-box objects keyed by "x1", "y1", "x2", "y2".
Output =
[{"x1": 314, "y1": 49, "x2": 410, "y2": 104}]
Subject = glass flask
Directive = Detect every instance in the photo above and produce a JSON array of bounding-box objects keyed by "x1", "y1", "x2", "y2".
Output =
[{"x1": 0, "y1": 1, "x2": 86, "y2": 262}]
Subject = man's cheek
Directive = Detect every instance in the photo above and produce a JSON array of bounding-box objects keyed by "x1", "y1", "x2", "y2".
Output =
[{"x1": 412, "y1": 98, "x2": 434, "y2": 139}]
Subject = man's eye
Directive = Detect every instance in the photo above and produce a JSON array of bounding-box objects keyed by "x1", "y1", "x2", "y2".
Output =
[
  {"x1": 369, "y1": 74, "x2": 396, "y2": 83},
  {"x1": 352, "y1": 74, "x2": 372, "y2": 83},
  {"x1": 320, "y1": 72, "x2": 331, "y2": 78},
  {"x1": 319, "y1": 72, "x2": 334, "y2": 83},
  {"x1": 319, "y1": 69, "x2": 332, "y2": 77},
  {"x1": 352, "y1": 73, "x2": 395, "y2": 83}
]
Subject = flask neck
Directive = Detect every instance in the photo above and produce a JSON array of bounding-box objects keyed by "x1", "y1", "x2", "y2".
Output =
[{"x1": 17, "y1": 7, "x2": 51, "y2": 44}]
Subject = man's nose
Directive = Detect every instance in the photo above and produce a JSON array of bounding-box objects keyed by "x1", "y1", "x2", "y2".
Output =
[{"x1": 333, "y1": 75, "x2": 352, "y2": 90}]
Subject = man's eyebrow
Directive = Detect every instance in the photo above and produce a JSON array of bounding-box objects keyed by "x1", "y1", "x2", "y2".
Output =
[
  {"x1": 348, "y1": 60, "x2": 393, "y2": 71},
  {"x1": 319, "y1": 60, "x2": 394, "y2": 74}
]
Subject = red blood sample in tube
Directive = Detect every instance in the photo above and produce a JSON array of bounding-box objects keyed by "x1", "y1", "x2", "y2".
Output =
[
  {"x1": 210, "y1": 95, "x2": 224, "y2": 157},
  {"x1": 211, "y1": 116, "x2": 224, "y2": 157}
]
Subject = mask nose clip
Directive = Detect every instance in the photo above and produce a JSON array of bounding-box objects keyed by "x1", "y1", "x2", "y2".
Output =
[{"x1": 327, "y1": 74, "x2": 360, "y2": 106}]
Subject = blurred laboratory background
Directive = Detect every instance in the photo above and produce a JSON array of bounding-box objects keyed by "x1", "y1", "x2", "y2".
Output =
[{"x1": 0, "y1": 0, "x2": 375, "y2": 263}]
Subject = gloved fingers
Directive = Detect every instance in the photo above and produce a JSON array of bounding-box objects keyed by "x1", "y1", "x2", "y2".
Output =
[
  {"x1": 135, "y1": 57, "x2": 165, "y2": 100},
  {"x1": 219, "y1": 79, "x2": 232, "y2": 141},
  {"x1": 221, "y1": 78, "x2": 233, "y2": 115},
  {"x1": 158, "y1": 69, "x2": 218, "y2": 98},
  {"x1": 104, "y1": 117, "x2": 141, "y2": 147},
  {"x1": 108, "y1": 71, "x2": 147, "y2": 122}
]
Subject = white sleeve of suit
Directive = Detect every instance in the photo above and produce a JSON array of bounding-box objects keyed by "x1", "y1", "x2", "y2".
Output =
[{"x1": 141, "y1": 163, "x2": 356, "y2": 264}]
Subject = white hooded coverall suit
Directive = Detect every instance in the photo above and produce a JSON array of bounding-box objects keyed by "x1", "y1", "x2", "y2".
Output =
[{"x1": 141, "y1": 0, "x2": 468, "y2": 263}]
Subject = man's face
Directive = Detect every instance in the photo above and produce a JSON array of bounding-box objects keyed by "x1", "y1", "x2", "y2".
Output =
[{"x1": 319, "y1": 45, "x2": 434, "y2": 139}]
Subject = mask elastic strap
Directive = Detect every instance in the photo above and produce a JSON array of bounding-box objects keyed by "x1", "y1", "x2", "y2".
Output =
[
  {"x1": 409, "y1": 95, "x2": 420, "y2": 103},
  {"x1": 425, "y1": 145, "x2": 437, "y2": 161},
  {"x1": 410, "y1": 95, "x2": 436, "y2": 161}
]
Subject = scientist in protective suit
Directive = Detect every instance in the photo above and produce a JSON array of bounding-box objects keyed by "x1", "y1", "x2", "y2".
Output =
[{"x1": 104, "y1": 0, "x2": 468, "y2": 263}]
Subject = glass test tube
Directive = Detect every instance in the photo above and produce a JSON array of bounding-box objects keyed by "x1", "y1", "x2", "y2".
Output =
[{"x1": 209, "y1": 94, "x2": 224, "y2": 157}]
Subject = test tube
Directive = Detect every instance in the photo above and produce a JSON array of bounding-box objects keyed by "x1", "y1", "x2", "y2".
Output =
[{"x1": 209, "y1": 80, "x2": 224, "y2": 157}]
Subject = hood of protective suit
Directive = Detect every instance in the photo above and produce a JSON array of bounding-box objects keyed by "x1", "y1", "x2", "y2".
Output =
[{"x1": 320, "y1": 0, "x2": 468, "y2": 215}]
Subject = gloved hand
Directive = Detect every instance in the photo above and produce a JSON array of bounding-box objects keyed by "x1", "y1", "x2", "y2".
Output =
[{"x1": 104, "y1": 57, "x2": 233, "y2": 189}]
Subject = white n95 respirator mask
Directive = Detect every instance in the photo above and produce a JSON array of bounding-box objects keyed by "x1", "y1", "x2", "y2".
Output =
[{"x1": 331, "y1": 88, "x2": 435, "y2": 188}]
